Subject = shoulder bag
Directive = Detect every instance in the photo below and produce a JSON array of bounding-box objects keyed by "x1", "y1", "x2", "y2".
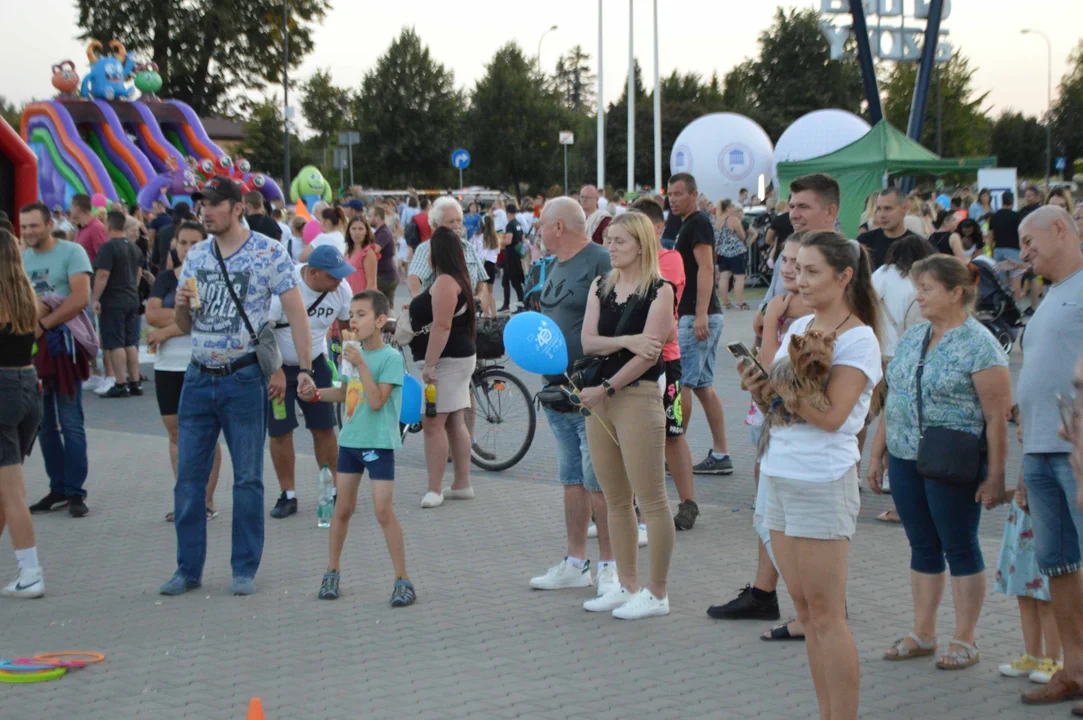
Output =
[
  {"x1": 569, "y1": 285, "x2": 647, "y2": 389},
  {"x1": 393, "y1": 298, "x2": 467, "y2": 348},
  {"x1": 213, "y1": 239, "x2": 282, "y2": 377},
  {"x1": 915, "y1": 326, "x2": 986, "y2": 486}
]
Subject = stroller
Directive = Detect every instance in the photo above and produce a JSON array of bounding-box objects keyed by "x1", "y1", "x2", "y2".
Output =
[{"x1": 972, "y1": 256, "x2": 1022, "y2": 353}]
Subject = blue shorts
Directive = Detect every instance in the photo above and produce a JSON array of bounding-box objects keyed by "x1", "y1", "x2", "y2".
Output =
[
  {"x1": 717, "y1": 253, "x2": 747, "y2": 275},
  {"x1": 1024, "y1": 453, "x2": 1083, "y2": 577},
  {"x1": 677, "y1": 313, "x2": 724, "y2": 388},
  {"x1": 337, "y1": 447, "x2": 395, "y2": 480},
  {"x1": 542, "y1": 407, "x2": 601, "y2": 492},
  {"x1": 267, "y1": 355, "x2": 336, "y2": 438}
]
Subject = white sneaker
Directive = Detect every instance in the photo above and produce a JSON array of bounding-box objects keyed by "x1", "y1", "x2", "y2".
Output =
[
  {"x1": 94, "y1": 377, "x2": 116, "y2": 396},
  {"x1": 638, "y1": 525, "x2": 648, "y2": 547},
  {"x1": 612, "y1": 588, "x2": 669, "y2": 620},
  {"x1": 420, "y1": 492, "x2": 444, "y2": 509},
  {"x1": 84, "y1": 375, "x2": 103, "y2": 393},
  {"x1": 442, "y1": 486, "x2": 475, "y2": 500},
  {"x1": 596, "y1": 564, "x2": 619, "y2": 597},
  {"x1": 530, "y1": 559, "x2": 593, "y2": 590},
  {"x1": 584, "y1": 586, "x2": 632, "y2": 612},
  {"x1": 587, "y1": 524, "x2": 598, "y2": 538},
  {"x1": 1, "y1": 567, "x2": 44, "y2": 599}
]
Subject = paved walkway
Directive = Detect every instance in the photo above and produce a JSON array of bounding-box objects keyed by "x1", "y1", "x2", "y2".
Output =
[{"x1": 0, "y1": 302, "x2": 1056, "y2": 719}]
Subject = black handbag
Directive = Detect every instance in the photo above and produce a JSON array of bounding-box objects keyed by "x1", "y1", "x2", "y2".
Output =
[
  {"x1": 569, "y1": 289, "x2": 643, "y2": 389},
  {"x1": 915, "y1": 326, "x2": 986, "y2": 486}
]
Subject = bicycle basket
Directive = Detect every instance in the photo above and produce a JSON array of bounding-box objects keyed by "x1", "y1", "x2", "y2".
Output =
[{"x1": 476, "y1": 316, "x2": 509, "y2": 360}]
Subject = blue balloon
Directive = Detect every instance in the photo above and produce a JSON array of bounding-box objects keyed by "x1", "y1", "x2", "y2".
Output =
[
  {"x1": 503, "y1": 311, "x2": 568, "y2": 376},
  {"x1": 400, "y1": 374, "x2": 423, "y2": 425}
]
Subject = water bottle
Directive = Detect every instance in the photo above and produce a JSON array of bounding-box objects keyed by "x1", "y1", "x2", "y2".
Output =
[
  {"x1": 424, "y1": 383, "x2": 437, "y2": 418},
  {"x1": 316, "y1": 465, "x2": 334, "y2": 528}
]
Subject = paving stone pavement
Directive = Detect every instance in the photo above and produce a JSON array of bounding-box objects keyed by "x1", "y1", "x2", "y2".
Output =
[{"x1": 0, "y1": 303, "x2": 1060, "y2": 719}]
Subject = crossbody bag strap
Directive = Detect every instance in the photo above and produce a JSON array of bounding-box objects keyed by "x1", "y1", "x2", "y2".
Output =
[
  {"x1": 416, "y1": 297, "x2": 468, "y2": 337},
  {"x1": 275, "y1": 291, "x2": 329, "y2": 329},
  {"x1": 213, "y1": 239, "x2": 259, "y2": 346},
  {"x1": 915, "y1": 325, "x2": 932, "y2": 436},
  {"x1": 612, "y1": 285, "x2": 647, "y2": 337}
]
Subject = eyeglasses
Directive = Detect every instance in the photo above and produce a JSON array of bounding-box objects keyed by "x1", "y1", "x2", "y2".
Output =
[
  {"x1": 1058, "y1": 392, "x2": 1079, "y2": 438},
  {"x1": 561, "y1": 385, "x2": 592, "y2": 417}
]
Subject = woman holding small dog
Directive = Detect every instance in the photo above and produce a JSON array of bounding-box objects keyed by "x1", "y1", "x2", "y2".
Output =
[
  {"x1": 739, "y1": 230, "x2": 883, "y2": 720},
  {"x1": 868, "y1": 255, "x2": 1011, "y2": 671}
]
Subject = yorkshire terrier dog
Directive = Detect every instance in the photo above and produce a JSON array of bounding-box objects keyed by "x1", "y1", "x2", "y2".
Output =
[{"x1": 757, "y1": 329, "x2": 835, "y2": 457}]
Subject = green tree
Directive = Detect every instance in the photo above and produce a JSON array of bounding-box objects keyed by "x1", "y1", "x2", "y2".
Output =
[
  {"x1": 720, "y1": 7, "x2": 864, "y2": 141},
  {"x1": 1052, "y1": 39, "x2": 1083, "y2": 179},
  {"x1": 351, "y1": 28, "x2": 465, "y2": 187},
  {"x1": 603, "y1": 60, "x2": 654, "y2": 189},
  {"x1": 0, "y1": 96, "x2": 20, "y2": 129},
  {"x1": 301, "y1": 69, "x2": 352, "y2": 146},
  {"x1": 553, "y1": 46, "x2": 596, "y2": 114},
  {"x1": 75, "y1": 0, "x2": 330, "y2": 115},
  {"x1": 990, "y1": 111, "x2": 1047, "y2": 178},
  {"x1": 881, "y1": 51, "x2": 992, "y2": 158}
]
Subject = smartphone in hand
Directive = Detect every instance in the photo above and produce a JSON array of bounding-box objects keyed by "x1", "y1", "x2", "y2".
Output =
[{"x1": 727, "y1": 342, "x2": 768, "y2": 378}]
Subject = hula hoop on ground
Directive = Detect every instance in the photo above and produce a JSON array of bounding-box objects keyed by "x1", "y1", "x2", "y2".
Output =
[
  {"x1": 0, "y1": 667, "x2": 66, "y2": 683},
  {"x1": 0, "y1": 661, "x2": 61, "y2": 671},
  {"x1": 31, "y1": 651, "x2": 105, "y2": 666}
]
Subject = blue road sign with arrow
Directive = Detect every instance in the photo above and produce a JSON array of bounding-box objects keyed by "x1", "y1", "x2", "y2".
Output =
[
  {"x1": 1056, "y1": 157, "x2": 1067, "y2": 171},
  {"x1": 451, "y1": 148, "x2": 471, "y2": 170}
]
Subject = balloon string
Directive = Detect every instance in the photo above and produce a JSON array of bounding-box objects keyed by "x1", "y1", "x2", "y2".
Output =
[{"x1": 564, "y1": 374, "x2": 620, "y2": 447}]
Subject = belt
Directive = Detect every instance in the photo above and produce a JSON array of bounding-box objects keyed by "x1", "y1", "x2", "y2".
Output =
[{"x1": 191, "y1": 353, "x2": 258, "y2": 377}]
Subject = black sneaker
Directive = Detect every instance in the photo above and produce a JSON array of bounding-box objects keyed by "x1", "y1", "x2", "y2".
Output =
[
  {"x1": 127, "y1": 382, "x2": 144, "y2": 396},
  {"x1": 707, "y1": 584, "x2": 780, "y2": 620},
  {"x1": 68, "y1": 497, "x2": 89, "y2": 518},
  {"x1": 102, "y1": 384, "x2": 130, "y2": 398},
  {"x1": 674, "y1": 499, "x2": 699, "y2": 531},
  {"x1": 269, "y1": 492, "x2": 297, "y2": 519},
  {"x1": 29, "y1": 491, "x2": 68, "y2": 514},
  {"x1": 693, "y1": 451, "x2": 734, "y2": 475}
]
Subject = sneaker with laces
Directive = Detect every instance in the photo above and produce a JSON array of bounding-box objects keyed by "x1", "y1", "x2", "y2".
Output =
[
  {"x1": 127, "y1": 382, "x2": 144, "y2": 397},
  {"x1": 29, "y1": 491, "x2": 68, "y2": 513},
  {"x1": 584, "y1": 586, "x2": 632, "y2": 612},
  {"x1": 160, "y1": 571, "x2": 201, "y2": 596},
  {"x1": 693, "y1": 451, "x2": 734, "y2": 475},
  {"x1": 1031, "y1": 659, "x2": 1064, "y2": 684},
  {"x1": 102, "y1": 383, "x2": 130, "y2": 398},
  {"x1": 1, "y1": 567, "x2": 44, "y2": 599},
  {"x1": 596, "y1": 564, "x2": 619, "y2": 597},
  {"x1": 530, "y1": 558, "x2": 593, "y2": 590},
  {"x1": 94, "y1": 377, "x2": 116, "y2": 396},
  {"x1": 390, "y1": 578, "x2": 416, "y2": 607},
  {"x1": 674, "y1": 500, "x2": 699, "y2": 530},
  {"x1": 707, "y1": 584, "x2": 781, "y2": 620},
  {"x1": 587, "y1": 524, "x2": 598, "y2": 538},
  {"x1": 1000, "y1": 653, "x2": 1042, "y2": 678},
  {"x1": 269, "y1": 492, "x2": 297, "y2": 518},
  {"x1": 318, "y1": 571, "x2": 340, "y2": 600},
  {"x1": 613, "y1": 588, "x2": 670, "y2": 620},
  {"x1": 68, "y1": 497, "x2": 89, "y2": 517},
  {"x1": 231, "y1": 576, "x2": 256, "y2": 595}
]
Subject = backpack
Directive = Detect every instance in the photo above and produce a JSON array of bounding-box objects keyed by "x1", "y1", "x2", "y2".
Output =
[
  {"x1": 404, "y1": 218, "x2": 422, "y2": 249},
  {"x1": 522, "y1": 255, "x2": 556, "y2": 312}
]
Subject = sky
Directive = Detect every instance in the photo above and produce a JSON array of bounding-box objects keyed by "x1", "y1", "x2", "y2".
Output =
[{"x1": 1, "y1": 0, "x2": 1079, "y2": 130}]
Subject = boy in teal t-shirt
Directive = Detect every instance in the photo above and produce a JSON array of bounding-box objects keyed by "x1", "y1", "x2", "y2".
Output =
[{"x1": 302, "y1": 290, "x2": 414, "y2": 606}]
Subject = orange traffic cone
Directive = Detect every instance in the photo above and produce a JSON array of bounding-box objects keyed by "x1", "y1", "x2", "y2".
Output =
[
  {"x1": 246, "y1": 697, "x2": 265, "y2": 720},
  {"x1": 294, "y1": 198, "x2": 311, "y2": 222}
]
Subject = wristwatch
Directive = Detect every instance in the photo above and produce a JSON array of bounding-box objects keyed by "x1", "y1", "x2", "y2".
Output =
[
  {"x1": 298, "y1": 368, "x2": 315, "y2": 380},
  {"x1": 602, "y1": 379, "x2": 615, "y2": 397}
]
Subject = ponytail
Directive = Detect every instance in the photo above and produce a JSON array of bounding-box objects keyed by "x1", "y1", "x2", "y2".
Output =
[{"x1": 801, "y1": 231, "x2": 882, "y2": 342}]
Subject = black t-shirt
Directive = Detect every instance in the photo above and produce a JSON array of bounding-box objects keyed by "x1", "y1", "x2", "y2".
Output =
[
  {"x1": 989, "y1": 208, "x2": 1021, "y2": 250},
  {"x1": 928, "y1": 230, "x2": 954, "y2": 256},
  {"x1": 503, "y1": 218, "x2": 524, "y2": 262},
  {"x1": 149, "y1": 214, "x2": 172, "y2": 233},
  {"x1": 675, "y1": 211, "x2": 721, "y2": 317},
  {"x1": 769, "y1": 212, "x2": 794, "y2": 259},
  {"x1": 373, "y1": 224, "x2": 398, "y2": 282},
  {"x1": 150, "y1": 269, "x2": 179, "y2": 308},
  {"x1": 857, "y1": 228, "x2": 920, "y2": 271},
  {"x1": 1017, "y1": 202, "x2": 1041, "y2": 223},
  {"x1": 661, "y1": 213, "x2": 682, "y2": 244},
  {"x1": 95, "y1": 237, "x2": 144, "y2": 310},
  {"x1": 246, "y1": 214, "x2": 282, "y2": 241},
  {"x1": 596, "y1": 279, "x2": 665, "y2": 383},
  {"x1": 152, "y1": 222, "x2": 175, "y2": 272},
  {"x1": 408, "y1": 289, "x2": 475, "y2": 360}
]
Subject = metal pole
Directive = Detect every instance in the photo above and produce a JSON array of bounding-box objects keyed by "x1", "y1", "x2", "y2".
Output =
[
  {"x1": 564, "y1": 144, "x2": 568, "y2": 194},
  {"x1": 596, "y1": 0, "x2": 604, "y2": 189},
  {"x1": 905, "y1": 0, "x2": 944, "y2": 143},
  {"x1": 849, "y1": 0, "x2": 882, "y2": 124},
  {"x1": 936, "y1": 66, "x2": 942, "y2": 155},
  {"x1": 348, "y1": 140, "x2": 354, "y2": 188},
  {"x1": 459, "y1": 168, "x2": 463, "y2": 190},
  {"x1": 652, "y1": 0, "x2": 661, "y2": 191},
  {"x1": 282, "y1": 0, "x2": 290, "y2": 190},
  {"x1": 627, "y1": 0, "x2": 634, "y2": 193}
]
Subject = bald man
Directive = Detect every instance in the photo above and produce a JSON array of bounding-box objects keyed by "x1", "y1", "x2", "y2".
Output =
[
  {"x1": 528, "y1": 197, "x2": 619, "y2": 600},
  {"x1": 1016, "y1": 207, "x2": 1083, "y2": 706},
  {"x1": 580, "y1": 185, "x2": 612, "y2": 245}
]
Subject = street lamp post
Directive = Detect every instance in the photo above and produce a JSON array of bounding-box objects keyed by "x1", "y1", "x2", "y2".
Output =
[
  {"x1": 282, "y1": 0, "x2": 290, "y2": 191},
  {"x1": 537, "y1": 25, "x2": 558, "y2": 70},
  {"x1": 1021, "y1": 28, "x2": 1053, "y2": 188}
]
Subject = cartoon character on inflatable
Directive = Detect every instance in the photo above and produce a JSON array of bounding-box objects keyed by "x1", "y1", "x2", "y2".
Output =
[
  {"x1": 136, "y1": 157, "x2": 199, "y2": 211},
  {"x1": 80, "y1": 40, "x2": 136, "y2": 101},
  {"x1": 51, "y1": 61, "x2": 80, "y2": 97},
  {"x1": 133, "y1": 63, "x2": 163, "y2": 99},
  {"x1": 289, "y1": 165, "x2": 332, "y2": 210}
]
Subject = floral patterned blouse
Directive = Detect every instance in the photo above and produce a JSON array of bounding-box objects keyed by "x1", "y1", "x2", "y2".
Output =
[
  {"x1": 715, "y1": 222, "x2": 746, "y2": 258},
  {"x1": 885, "y1": 317, "x2": 1008, "y2": 460}
]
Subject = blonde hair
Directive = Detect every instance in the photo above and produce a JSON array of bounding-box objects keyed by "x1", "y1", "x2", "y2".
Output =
[
  {"x1": 600, "y1": 212, "x2": 662, "y2": 297},
  {"x1": 1048, "y1": 187, "x2": 1076, "y2": 214},
  {"x1": 0, "y1": 230, "x2": 40, "y2": 334}
]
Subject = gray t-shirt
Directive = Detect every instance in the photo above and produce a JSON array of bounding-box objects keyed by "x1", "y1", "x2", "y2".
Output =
[
  {"x1": 540, "y1": 242, "x2": 611, "y2": 383},
  {"x1": 1019, "y1": 266, "x2": 1083, "y2": 454}
]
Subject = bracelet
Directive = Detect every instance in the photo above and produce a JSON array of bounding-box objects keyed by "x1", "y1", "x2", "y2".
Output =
[
  {"x1": 298, "y1": 368, "x2": 315, "y2": 379},
  {"x1": 38, "y1": 321, "x2": 49, "y2": 333}
]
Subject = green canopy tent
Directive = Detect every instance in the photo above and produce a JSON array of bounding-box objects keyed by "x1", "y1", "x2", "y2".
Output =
[{"x1": 776, "y1": 120, "x2": 996, "y2": 237}]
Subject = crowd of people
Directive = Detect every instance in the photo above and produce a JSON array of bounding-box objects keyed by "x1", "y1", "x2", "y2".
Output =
[{"x1": 3, "y1": 164, "x2": 1083, "y2": 719}]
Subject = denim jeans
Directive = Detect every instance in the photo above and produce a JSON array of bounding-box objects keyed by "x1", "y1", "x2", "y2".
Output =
[
  {"x1": 38, "y1": 385, "x2": 88, "y2": 498},
  {"x1": 542, "y1": 407, "x2": 601, "y2": 493},
  {"x1": 1024, "y1": 453, "x2": 1083, "y2": 577},
  {"x1": 888, "y1": 455, "x2": 984, "y2": 576},
  {"x1": 677, "y1": 313, "x2": 724, "y2": 388},
  {"x1": 174, "y1": 362, "x2": 268, "y2": 582}
]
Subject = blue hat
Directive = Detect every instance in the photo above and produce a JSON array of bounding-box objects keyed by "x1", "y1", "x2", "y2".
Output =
[
  {"x1": 307, "y1": 245, "x2": 354, "y2": 279},
  {"x1": 345, "y1": 198, "x2": 365, "y2": 211}
]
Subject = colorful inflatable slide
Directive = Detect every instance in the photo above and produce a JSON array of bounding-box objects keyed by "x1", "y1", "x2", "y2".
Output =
[{"x1": 0, "y1": 115, "x2": 38, "y2": 223}]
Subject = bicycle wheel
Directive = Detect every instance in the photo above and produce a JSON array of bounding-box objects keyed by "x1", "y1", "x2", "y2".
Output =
[{"x1": 469, "y1": 367, "x2": 535, "y2": 472}]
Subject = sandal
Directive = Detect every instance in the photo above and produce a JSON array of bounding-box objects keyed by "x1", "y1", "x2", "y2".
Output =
[
  {"x1": 738, "y1": 302, "x2": 750, "y2": 311},
  {"x1": 877, "y1": 508, "x2": 902, "y2": 524},
  {"x1": 936, "y1": 640, "x2": 980, "y2": 670},
  {"x1": 761, "y1": 619, "x2": 805, "y2": 642},
  {"x1": 884, "y1": 632, "x2": 937, "y2": 660}
]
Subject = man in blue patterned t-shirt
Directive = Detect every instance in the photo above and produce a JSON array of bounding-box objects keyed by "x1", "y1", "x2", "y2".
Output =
[{"x1": 161, "y1": 176, "x2": 316, "y2": 598}]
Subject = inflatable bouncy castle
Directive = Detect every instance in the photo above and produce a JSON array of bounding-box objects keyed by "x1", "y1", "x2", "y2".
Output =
[
  {"x1": 21, "y1": 39, "x2": 284, "y2": 211},
  {"x1": 0, "y1": 116, "x2": 38, "y2": 225}
]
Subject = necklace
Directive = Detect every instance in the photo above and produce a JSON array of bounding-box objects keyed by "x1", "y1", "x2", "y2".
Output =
[{"x1": 813, "y1": 311, "x2": 852, "y2": 334}]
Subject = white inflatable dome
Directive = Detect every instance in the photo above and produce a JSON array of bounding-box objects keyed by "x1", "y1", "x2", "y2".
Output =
[
  {"x1": 669, "y1": 113, "x2": 773, "y2": 205},
  {"x1": 772, "y1": 109, "x2": 871, "y2": 189}
]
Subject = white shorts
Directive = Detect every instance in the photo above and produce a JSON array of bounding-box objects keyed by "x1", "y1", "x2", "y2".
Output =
[{"x1": 763, "y1": 466, "x2": 860, "y2": 541}]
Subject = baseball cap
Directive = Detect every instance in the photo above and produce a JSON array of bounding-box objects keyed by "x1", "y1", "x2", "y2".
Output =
[
  {"x1": 307, "y1": 244, "x2": 355, "y2": 279},
  {"x1": 344, "y1": 198, "x2": 365, "y2": 211},
  {"x1": 192, "y1": 176, "x2": 243, "y2": 205}
]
